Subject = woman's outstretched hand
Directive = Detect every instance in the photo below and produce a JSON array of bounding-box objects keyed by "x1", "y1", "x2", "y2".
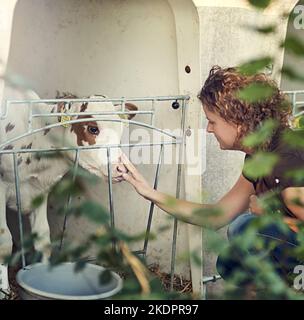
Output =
[{"x1": 121, "y1": 153, "x2": 155, "y2": 200}]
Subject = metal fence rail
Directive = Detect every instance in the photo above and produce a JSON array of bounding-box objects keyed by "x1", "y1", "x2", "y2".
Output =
[
  {"x1": 284, "y1": 90, "x2": 304, "y2": 117},
  {"x1": 0, "y1": 95, "x2": 189, "y2": 291},
  {"x1": 3, "y1": 90, "x2": 301, "y2": 296}
]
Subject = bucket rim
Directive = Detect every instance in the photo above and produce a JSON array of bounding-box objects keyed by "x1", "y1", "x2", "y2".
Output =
[{"x1": 16, "y1": 262, "x2": 123, "y2": 300}]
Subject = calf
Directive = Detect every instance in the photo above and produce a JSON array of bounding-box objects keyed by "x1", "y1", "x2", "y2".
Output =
[{"x1": 0, "y1": 86, "x2": 137, "y2": 295}]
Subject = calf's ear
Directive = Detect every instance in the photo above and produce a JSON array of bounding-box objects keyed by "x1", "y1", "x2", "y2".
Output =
[
  {"x1": 114, "y1": 103, "x2": 138, "y2": 120},
  {"x1": 125, "y1": 103, "x2": 138, "y2": 120}
]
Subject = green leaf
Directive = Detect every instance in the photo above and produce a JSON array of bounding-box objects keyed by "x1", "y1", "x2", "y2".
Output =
[
  {"x1": 285, "y1": 169, "x2": 304, "y2": 185},
  {"x1": 237, "y1": 83, "x2": 275, "y2": 103},
  {"x1": 73, "y1": 167, "x2": 99, "y2": 185},
  {"x1": 238, "y1": 57, "x2": 273, "y2": 76},
  {"x1": 282, "y1": 66, "x2": 304, "y2": 83},
  {"x1": 283, "y1": 36, "x2": 304, "y2": 56},
  {"x1": 110, "y1": 228, "x2": 155, "y2": 243},
  {"x1": 93, "y1": 233, "x2": 113, "y2": 247},
  {"x1": 4, "y1": 252, "x2": 22, "y2": 267},
  {"x1": 190, "y1": 251, "x2": 202, "y2": 266},
  {"x1": 242, "y1": 119, "x2": 278, "y2": 148},
  {"x1": 31, "y1": 194, "x2": 45, "y2": 209},
  {"x1": 244, "y1": 24, "x2": 276, "y2": 34},
  {"x1": 243, "y1": 152, "x2": 279, "y2": 179},
  {"x1": 248, "y1": 0, "x2": 272, "y2": 9},
  {"x1": 71, "y1": 244, "x2": 90, "y2": 260},
  {"x1": 99, "y1": 269, "x2": 112, "y2": 285},
  {"x1": 192, "y1": 207, "x2": 223, "y2": 218},
  {"x1": 292, "y1": 115, "x2": 304, "y2": 129},
  {"x1": 51, "y1": 178, "x2": 82, "y2": 199},
  {"x1": 283, "y1": 129, "x2": 304, "y2": 148},
  {"x1": 204, "y1": 229, "x2": 228, "y2": 254},
  {"x1": 76, "y1": 201, "x2": 109, "y2": 224},
  {"x1": 255, "y1": 25, "x2": 276, "y2": 34},
  {"x1": 74, "y1": 260, "x2": 86, "y2": 272},
  {"x1": 33, "y1": 151, "x2": 63, "y2": 160}
]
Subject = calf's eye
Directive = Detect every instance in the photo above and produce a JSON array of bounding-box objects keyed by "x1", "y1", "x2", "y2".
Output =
[{"x1": 88, "y1": 126, "x2": 100, "y2": 135}]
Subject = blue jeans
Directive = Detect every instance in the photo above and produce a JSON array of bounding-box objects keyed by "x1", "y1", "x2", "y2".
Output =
[{"x1": 216, "y1": 213, "x2": 301, "y2": 284}]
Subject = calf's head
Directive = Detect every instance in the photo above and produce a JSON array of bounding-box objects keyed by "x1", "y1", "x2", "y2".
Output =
[{"x1": 57, "y1": 96, "x2": 137, "y2": 182}]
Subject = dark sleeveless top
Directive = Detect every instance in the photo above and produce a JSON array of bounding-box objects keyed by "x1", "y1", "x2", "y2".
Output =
[{"x1": 243, "y1": 129, "x2": 304, "y2": 218}]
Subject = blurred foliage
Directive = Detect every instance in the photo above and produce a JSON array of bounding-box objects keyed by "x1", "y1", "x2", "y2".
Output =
[
  {"x1": 242, "y1": 119, "x2": 278, "y2": 148},
  {"x1": 282, "y1": 65, "x2": 304, "y2": 83},
  {"x1": 4, "y1": 0, "x2": 304, "y2": 302},
  {"x1": 238, "y1": 57, "x2": 273, "y2": 76},
  {"x1": 285, "y1": 169, "x2": 304, "y2": 185},
  {"x1": 205, "y1": 0, "x2": 304, "y2": 300},
  {"x1": 7, "y1": 167, "x2": 193, "y2": 300},
  {"x1": 237, "y1": 82, "x2": 275, "y2": 103},
  {"x1": 291, "y1": 114, "x2": 304, "y2": 129},
  {"x1": 244, "y1": 24, "x2": 277, "y2": 34},
  {"x1": 248, "y1": 0, "x2": 272, "y2": 9},
  {"x1": 283, "y1": 129, "x2": 304, "y2": 148},
  {"x1": 283, "y1": 36, "x2": 304, "y2": 57},
  {"x1": 243, "y1": 151, "x2": 279, "y2": 179}
]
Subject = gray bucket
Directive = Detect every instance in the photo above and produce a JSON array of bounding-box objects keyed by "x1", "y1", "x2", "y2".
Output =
[{"x1": 16, "y1": 262, "x2": 123, "y2": 300}]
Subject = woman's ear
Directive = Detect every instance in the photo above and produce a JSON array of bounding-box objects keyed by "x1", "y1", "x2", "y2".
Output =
[
  {"x1": 236, "y1": 124, "x2": 242, "y2": 136},
  {"x1": 235, "y1": 124, "x2": 243, "y2": 147}
]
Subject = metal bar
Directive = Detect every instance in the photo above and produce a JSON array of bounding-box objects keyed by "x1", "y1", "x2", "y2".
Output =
[
  {"x1": 170, "y1": 98, "x2": 187, "y2": 291},
  {"x1": 202, "y1": 275, "x2": 221, "y2": 284},
  {"x1": 132, "y1": 250, "x2": 145, "y2": 256},
  {"x1": 32, "y1": 111, "x2": 154, "y2": 118},
  {"x1": 2, "y1": 95, "x2": 192, "y2": 280},
  {"x1": 121, "y1": 98, "x2": 126, "y2": 112},
  {"x1": 28, "y1": 102, "x2": 33, "y2": 132},
  {"x1": 59, "y1": 149, "x2": 80, "y2": 251},
  {"x1": 107, "y1": 148, "x2": 115, "y2": 251},
  {"x1": 13, "y1": 154, "x2": 26, "y2": 269},
  {"x1": 143, "y1": 144, "x2": 164, "y2": 257},
  {"x1": 284, "y1": 90, "x2": 304, "y2": 94},
  {"x1": 0, "y1": 100, "x2": 9, "y2": 120},
  {"x1": 5, "y1": 95, "x2": 190, "y2": 105},
  {"x1": 0, "y1": 141, "x2": 182, "y2": 155},
  {"x1": 294, "y1": 110, "x2": 304, "y2": 117},
  {"x1": 0, "y1": 118, "x2": 180, "y2": 149},
  {"x1": 292, "y1": 92, "x2": 297, "y2": 117},
  {"x1": 151, "y1": 100, "x2": 155, "y2": 126}
]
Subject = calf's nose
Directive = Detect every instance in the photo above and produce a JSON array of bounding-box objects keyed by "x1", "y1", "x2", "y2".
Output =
[{"x1": 115, "y1": 162, "x2": 127, "y2": 174}]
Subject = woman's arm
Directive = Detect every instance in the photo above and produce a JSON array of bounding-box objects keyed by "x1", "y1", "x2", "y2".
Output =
[
  {"x1": 249, "y1": 187, "x2": 304, "y2": 233},
  {"x1": 282, "y1": 187, "x2": 304, "y2": 220},
  {"x1": 281, "y1": 187, "x2": 304, "y2": 232},
  {"x1": 121, "y1": 154, "x2": 255, "y2": 229}
]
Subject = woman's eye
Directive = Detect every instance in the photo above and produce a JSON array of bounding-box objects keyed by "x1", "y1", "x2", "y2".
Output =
[{"x1": 88, "y1": 126, "x2": 100, "y2": 135}]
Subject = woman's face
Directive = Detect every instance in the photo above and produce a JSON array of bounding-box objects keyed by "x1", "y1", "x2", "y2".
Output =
[{"x1": 203, "y1": 105, "x2": 240, "y2": 150}]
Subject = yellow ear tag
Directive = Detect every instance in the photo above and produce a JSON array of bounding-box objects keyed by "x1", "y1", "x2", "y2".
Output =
[
  {"x1": 118, "y1": 114, "x2": 129, "y2": 128},
  {"x1": 61, "y1": 114, "x2": 72, "y2": 128}
]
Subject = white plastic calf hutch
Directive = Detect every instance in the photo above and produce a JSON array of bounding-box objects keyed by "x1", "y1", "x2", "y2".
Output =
[
  {"x1": 0, "y1": 0, "x2": 204, "y2": 296},
  {"x1": 0, "y1": 0, "x2": 298, "y2": 299}
]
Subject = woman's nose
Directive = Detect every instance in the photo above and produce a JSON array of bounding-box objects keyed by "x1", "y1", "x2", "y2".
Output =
[{"x1": 206, "y1": 124, "x2": 213, "y2": 133}]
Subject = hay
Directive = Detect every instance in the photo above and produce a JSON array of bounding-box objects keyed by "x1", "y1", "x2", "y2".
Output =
[{"x1": 148, "y1": 263, "x2": 192, "y2": 293}]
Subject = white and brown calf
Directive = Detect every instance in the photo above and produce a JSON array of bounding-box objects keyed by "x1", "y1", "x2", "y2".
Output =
[{"x1": 0, "y1": 86, "x2": 137, "y2": 294}]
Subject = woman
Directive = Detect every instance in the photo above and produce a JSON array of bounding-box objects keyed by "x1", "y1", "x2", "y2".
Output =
[{"x1": 121, "y1": 66, "x2": 304, "y2": 287}]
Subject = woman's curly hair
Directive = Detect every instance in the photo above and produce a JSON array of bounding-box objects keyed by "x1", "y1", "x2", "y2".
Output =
[{"x1": 198, "y1": 66, "x2": 292, "y2": 147}]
